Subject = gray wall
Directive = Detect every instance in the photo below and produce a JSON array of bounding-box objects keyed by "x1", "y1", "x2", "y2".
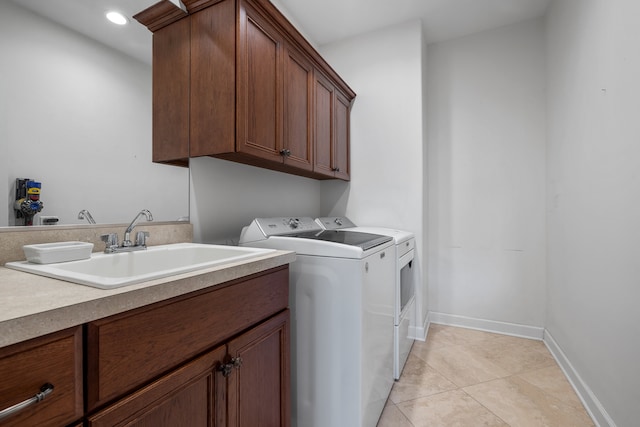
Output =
[
  {"x1": 189, "y1": 157, "x2": 321, "y2": 244},
  {"x1": 426, "y1": 19, "x2": 547, "y2": 329},
  {"x1": 546, "y1": 0, "x2": 640, "y2": 425}
]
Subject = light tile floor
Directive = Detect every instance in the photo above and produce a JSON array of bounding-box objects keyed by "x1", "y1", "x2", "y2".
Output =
[{"x1": 377, "y1": 324, "x2": 594, "y2": 427}]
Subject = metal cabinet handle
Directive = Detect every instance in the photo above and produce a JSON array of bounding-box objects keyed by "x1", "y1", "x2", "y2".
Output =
[
  {"x1": 0, "y1": 383, "x2": 54, "y2": 421},
  {"x1": 331, "y1": 167, "x2": 340, "y2": 172},
  {"x1": 279, "y1": 149, "x2": 291, "y2": 157},
  {"x1": 216, "y1": 357, "x2": 243, "y2": 378}
]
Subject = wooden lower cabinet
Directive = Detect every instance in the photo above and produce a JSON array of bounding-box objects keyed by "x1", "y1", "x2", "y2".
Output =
[
  {"x1": 89, "y1": 311, "x2": 289, "y2": 427},
  {"x1": 227, "y1": 311, "x2": 290, "y2": 426},
  {"x1": 88, "y1": 345, "x2": 226, "y2": 427},
  {"x1": 0, "y1": 266, "x2": 290, "y2": 427},
  {"x1": 86, "y1": 266, "x2": 290, "y2": 427},
  {"x1": 0, "y1": 327, "x2": 83, "y2": 427}
]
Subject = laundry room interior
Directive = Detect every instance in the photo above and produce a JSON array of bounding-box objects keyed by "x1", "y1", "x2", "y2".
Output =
[{"x1": 1, "y1": 0, "x2": 638, "y2": 426}]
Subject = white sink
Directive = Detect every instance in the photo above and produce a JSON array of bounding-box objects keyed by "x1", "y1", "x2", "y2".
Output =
[{"x1": 5, "y1": 243, "x2": 276, "y2": 289}]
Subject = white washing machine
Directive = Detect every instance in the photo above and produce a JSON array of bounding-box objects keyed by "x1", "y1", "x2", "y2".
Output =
[
  {"x1": 316, "y1": 217, "x2": 416, "y2": 380},
  {"x1": 239, "y1": 217, "x2": 395, "y2": 427}
]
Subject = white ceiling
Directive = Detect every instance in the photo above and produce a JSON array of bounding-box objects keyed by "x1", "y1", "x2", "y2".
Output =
[
  {"x1": 10, "y1": 0, "x2": 551, "y2": 64},
  {"x1": 277, "y1": 0, "x2": 551, "y2": 46},
  {"x1": 10, "y1": 0, "x2": 159, "y2": 64}
]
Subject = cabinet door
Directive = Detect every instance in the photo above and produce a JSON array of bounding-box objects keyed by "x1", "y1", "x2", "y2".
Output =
[
  {"x1": 237, "y1": 3, "x2": 283, "y2": 162},
  {"x1": 227, "y1": 310, "x2": 290, "y2": 427},
  {"x1": 88, "y1": 345, "x2": 226, "y2": 427},
  {"x1": 190, "y1": 0, "x2": 236, "y2": 157},
  {"x1": 282, "y1": 46, "x2": 313, "y2": 171},
  {"x1": 152, "y1": 17, "x2": 190, "y2": 166},
  {"x1": 334, "y1": 90, "x2": 351, "y2": 180},
  {"x1": 313, "y1": 71, "x2": 335, "y2": 177}
]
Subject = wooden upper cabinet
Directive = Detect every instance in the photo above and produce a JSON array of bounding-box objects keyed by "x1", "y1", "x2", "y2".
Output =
[
  {"x1": 237, "y1": 4, "x2": 283, "y2": 161},
  {"x1": 282, "y1": 45, "x2": 314, "y2": 171},
  {"x1": 189, "y1": 0, "x2": 236, "y2": 158},
  {"x1": 135, "y1": 0, "x2": 355, "y2": 180},
  {"x1": 152, "y1": 17, "x2": 190, "y2": 166},
  {"x1": 314, "y1": 71, "x2": 351, "y2": 179},
  {"x1": 334, "y1": 91, "x2": 351, "y2": 180},
  {"x1": 313, "y1": 72, "x2": 335, "y2": 177}
]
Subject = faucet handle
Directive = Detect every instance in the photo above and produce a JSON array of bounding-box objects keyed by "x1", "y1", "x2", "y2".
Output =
[
  {"x1": 135, "y1": 231, "x2": 150, "y2": 247},
  {"x1": 100, "y1": 233, "x2": 119, "y2": 252}
]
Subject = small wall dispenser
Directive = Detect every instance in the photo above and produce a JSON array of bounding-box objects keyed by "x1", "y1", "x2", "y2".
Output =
[{"x1": 14, "y1": 178, "x2": 44, "y2": 226}]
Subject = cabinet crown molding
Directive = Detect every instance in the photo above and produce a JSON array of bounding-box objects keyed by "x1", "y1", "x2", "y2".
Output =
[{"x1": 133, "y1": 0, "x2": 188, "y2": 32}]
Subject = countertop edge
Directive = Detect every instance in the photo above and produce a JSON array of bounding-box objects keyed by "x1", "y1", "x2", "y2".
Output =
[{"x1": 0, "y1": 250, "x2": 295, "y2": 348}]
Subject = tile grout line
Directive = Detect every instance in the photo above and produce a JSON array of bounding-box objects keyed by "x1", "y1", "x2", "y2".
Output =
[
  {"x1": 396, "y1": 402, "x2": 417, "y2": 427},
  {"x1": 460, "y1": 387, "x2": 513, "y2": 427}
]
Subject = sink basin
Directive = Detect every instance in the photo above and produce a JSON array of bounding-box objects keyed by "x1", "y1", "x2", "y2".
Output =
[{"x1": 5, "y1": 243, "x2": 276, "y2": 289}]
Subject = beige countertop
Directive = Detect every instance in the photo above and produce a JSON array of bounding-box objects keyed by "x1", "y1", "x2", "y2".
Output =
[{"x1": 0, "y1": 249, "x2": 295, "y2": 348}]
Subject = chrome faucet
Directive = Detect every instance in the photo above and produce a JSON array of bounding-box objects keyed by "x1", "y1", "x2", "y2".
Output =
[
  {"x1": 78, "y1": 209, "x2": 96, "y2": 224},
  {"x1": 100, "y1": 209, "x2": 153, "y2": 253},
  {"x1": 123, "y1": 209, "x2": 153, "y2": 247}
]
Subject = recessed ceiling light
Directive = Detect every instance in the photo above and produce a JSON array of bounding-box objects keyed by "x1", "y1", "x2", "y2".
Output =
[{"x1": 106, "y1": 11, "x2": 128, "y2": 25}]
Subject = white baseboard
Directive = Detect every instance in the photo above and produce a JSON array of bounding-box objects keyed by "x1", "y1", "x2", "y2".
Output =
[
  {"x1": 409, "y1": 310, "x2": 430, "y2": 341},
  {"x1": 428, "y1": 311, "x2": 545, "y2": 340},
  {"x1": 543, "y1": 330, "x2": 616, "y2": 427}
]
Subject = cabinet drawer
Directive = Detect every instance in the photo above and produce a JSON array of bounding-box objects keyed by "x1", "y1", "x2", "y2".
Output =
[
  {"x1": 0, "y1": 327, "x2": 83, "y2": 427},
  {"x1": 87, "y1": 266, "x2": 289, "y2": 410}
]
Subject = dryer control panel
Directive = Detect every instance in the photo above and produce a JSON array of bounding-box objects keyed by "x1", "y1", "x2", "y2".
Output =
[{"x1": 315, "y1": 216, "x2": 357, "y2": 230}]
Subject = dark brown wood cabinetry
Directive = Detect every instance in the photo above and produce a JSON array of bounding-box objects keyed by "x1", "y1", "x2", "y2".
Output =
[
  {"x1": 226, "y1": 311, "x2": 290, "y2": 425},
  {"x1": 0, "y1": 266, "x2": 290, "y2": 426},
  {"x1": 135, "y1": 0, "x2": 355, "y2": 180},
  {"x1": 314, "y1": 72, "x2": 351, "y2": 179},
  {"x1": 151, "y1": 17, "x2": 190, "y2": 166},
  {"x1": 88, "y1": 266, "x2": 290, "y2": 426},
  {"x1": 282, "y1": 45, "x2": 314, "y2": 172},
  {"x1": 0, "y1": 327, "x2": 83, "y2": 427},
  {"x1": 89, "y1": 310, "x2": 289, "y2": 427},
  {"x1": 236, "y1": 2, "x2": 283, "y2": 163},
  {"x1": 88, "y1": 345, "x2": 227, "y2": 427}
]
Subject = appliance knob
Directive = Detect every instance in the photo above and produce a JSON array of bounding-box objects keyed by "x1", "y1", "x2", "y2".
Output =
[{"x1": 288, "y1": 218, "x2": 300, "y2": 229}]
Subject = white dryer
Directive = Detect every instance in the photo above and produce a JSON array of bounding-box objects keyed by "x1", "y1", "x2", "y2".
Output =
[
  {"x1": 239, "y1": 217, "x2": 395, "y2": 427},
  {"x1": 316, "y1": 217, "x2": 416, "y2": 380}
]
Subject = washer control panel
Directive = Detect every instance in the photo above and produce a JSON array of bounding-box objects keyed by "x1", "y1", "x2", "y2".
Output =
[{"x1": 256, "y1": 217, "x2": 320, "y2": 236}]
